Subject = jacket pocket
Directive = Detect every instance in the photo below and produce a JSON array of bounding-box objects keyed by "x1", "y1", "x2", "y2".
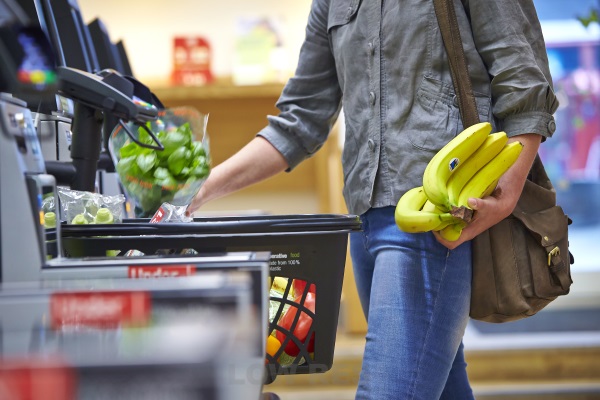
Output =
[
  {"x1": 408, "y1": 76, "x2": 491, "y2": 152},
  {"x1": 327, "y1": 0, "x2": 361, "y2": 32}
]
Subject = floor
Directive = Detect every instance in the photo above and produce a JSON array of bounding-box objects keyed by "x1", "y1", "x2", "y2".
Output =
[{"x1": 265, "y1": 302, "x2": 600, "y2": 400}]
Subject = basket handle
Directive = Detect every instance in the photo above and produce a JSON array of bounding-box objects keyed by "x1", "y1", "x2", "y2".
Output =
[{"x1": 118, "y1": 119, "x2": 165, "y2": 151}]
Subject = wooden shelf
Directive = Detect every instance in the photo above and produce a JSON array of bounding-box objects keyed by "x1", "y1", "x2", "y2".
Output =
[
  {"x1": 147, "y1": 76, "x2": 321, "y2": 195},
  {"x1": 149, "y1": 77, "x2": 286, "y2": 101}
]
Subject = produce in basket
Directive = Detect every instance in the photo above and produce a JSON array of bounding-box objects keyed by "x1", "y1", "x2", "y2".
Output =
[
  {"x1": 94, "y1": 208, "x2": 114, "y2": 224},
  {"x1": 109, "y1": 107, "x2": 211, "y2": 217},
  {"x1": 58, "y1": 188, "x2": 125, "y2": 224},
  {"x1": 269, "y1": 277, "x2": 294, "y2": 324},
  {"x1": 276, "y1": 291, "x2": 315, "y2": 357},
  {"x1": 265, "y1": 335, "x2": 282, "y2": 364},
  {"x1": 292, "y1": 278, "x2": 316, "y2": 296},
  {"x1": 71, "y1": 214, "x2": 89, "y2": 224}
]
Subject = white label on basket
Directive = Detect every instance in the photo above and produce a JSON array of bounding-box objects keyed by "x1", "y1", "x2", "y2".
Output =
[
  {"x1": 271, "y1": 253, "x2": 287, "y2": 259},
  {"x1": 268, "y1": 252, "x2": 302, "y2": 271}
]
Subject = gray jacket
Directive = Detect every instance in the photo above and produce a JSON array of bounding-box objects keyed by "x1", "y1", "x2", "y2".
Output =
[{"x1": 258, "y1": 0, "x2": 559, "y2": 216}]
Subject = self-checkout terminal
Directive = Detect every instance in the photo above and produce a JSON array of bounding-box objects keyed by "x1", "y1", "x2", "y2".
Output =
[
  {"x1": 0, "y1": 0, "x2": 268, "y2": 316},
  {"x1": 0, "y1": 4, "x2": 270, "y2": 397},
  {"x1": 0, "y1": 6, "x2": 60, "y2": 281},
  {"x1": 22, "y1": 0, "x2": 157, "y2": 197},
  {"x1": 0, "y1": 7, "x2": 157, "y2": 280}
]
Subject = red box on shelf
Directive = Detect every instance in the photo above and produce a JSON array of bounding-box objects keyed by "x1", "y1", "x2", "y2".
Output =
[{"x1": 171, "y1": 36, "x2": 213, "y2": 86}]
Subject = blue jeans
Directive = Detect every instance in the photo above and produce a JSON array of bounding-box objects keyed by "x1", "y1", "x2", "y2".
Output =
[{"x1": 350, "y1": 207, "x2": 474, "y2": 400}]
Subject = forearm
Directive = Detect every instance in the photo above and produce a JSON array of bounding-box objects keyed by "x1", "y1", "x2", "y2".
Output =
[
  {"x1": 190, "y1": 137, "x2": 289, "y2": 209},
  {"x1": 496, "y1": 133, "x2": 542, "y2": 213}
]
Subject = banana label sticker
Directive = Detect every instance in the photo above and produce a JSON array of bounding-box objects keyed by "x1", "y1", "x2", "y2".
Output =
[{"x1": 449, "y1": 157, "x2": 460, "y2": 172}]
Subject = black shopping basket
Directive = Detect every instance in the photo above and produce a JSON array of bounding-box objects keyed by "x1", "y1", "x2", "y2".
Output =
[{"x1": 60, "y1": 214, "x2": 362, "y2": 383}]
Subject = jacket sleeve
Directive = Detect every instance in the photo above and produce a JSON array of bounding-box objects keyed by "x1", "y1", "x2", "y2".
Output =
[
  {"x1": 258, "y1": 0, "x2": 342, "y2": 171},
  {"x1": 464, "y1": 0, "x2": 559, "y2": 138}
]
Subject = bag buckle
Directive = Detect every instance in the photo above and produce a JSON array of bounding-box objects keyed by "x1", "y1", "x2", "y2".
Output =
[{"x1": 548, "y1": 246, "x2": 560, "y2": 266}]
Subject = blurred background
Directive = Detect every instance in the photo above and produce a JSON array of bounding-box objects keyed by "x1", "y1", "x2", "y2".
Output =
[{"x1": 71, "y1": 0, "x2": 600, "y2": 398}]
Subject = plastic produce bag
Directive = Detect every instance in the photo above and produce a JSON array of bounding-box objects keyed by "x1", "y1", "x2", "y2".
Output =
[
  {"x1": 150, "y1": 202, "x2": 193, "y2": 223},
  {"x1": 41, "y1": 193, "x2": 56, "y2": 214},
  {"x1": 123, "y1": 203, "x2": 194, "y2": 257},
  {"x1": 58, "y1": 188, "x2": 125, "y2": 224},
  {"x1": 108, "y1": 107, "x2": 211, "y2": 218}
]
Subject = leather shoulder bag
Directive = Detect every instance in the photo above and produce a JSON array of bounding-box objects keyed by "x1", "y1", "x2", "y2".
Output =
[{"x1": 433, "y1": 0, "x2": 574, "y2": 323}]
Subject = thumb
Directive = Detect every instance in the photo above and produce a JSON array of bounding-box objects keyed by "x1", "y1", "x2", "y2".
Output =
[
  {"x1": 467, "y1": 197, "x2": 481, "y2": 210},
  {"x1": 468, "y1": 195, "x2": 496, "y2": 211}
]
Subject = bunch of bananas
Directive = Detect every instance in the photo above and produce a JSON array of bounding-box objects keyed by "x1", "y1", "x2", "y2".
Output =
[{"x1": 395, "y1": 122, "x2": 524, "y2": 241}]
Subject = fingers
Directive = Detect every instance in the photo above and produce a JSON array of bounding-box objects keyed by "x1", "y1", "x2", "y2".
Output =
[
  {"x1": 463, "y1": 195, "x2": 507, "y2": 238},
  {"x1": 432, "y1": 230, "x2": 464, "y2": 250},
  {"x1": 435, "y1": 194, "x2": 507, "y2": 249},
  {"x1": 185, "y1": 196, "x2": 200, "y2": 217},
  {"x1": 436, "y1": 197, "x2": 488, "y2": 248}
]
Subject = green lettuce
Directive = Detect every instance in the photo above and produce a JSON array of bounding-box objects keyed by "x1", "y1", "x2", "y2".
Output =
[{"x1": 115, "y1": 122, "x2": 210, "y2": 216}]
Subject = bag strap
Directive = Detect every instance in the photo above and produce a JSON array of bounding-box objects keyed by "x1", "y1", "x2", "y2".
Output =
[{"x1": 432, "y1": 0, "x2": 480, "y2": 128}]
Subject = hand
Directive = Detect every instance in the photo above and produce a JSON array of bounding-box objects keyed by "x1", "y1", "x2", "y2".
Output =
[
  {"x1": 433, "y1": 188, "x2": 514, "y2": 250},
  {"x1": 185, "y1": 186, "x2": 205, "y2": 217},
  {"x1": 184, "y1": 137, "x2": 290, "y2": 217},
  {"x1": 433, "y1": 132, "x2": 542, "y2": 250}
]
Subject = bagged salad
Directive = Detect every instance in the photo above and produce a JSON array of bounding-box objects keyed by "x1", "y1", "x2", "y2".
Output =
[{"x1": 109, "y1": 107, "x2": 211, "y2": 217}]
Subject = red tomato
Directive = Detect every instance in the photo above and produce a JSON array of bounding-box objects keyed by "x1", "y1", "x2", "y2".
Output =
[{"x1": 276, "y1": 292, "x2": 315, "y2": 356}]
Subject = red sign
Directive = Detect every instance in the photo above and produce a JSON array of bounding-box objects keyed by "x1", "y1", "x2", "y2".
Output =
[
  {"x1": 128, "y1": 265, "x2": 197, "y2": 278},
  {"x1": 171, "y1": 36, "x2": 213, "y2": 86},
  {"x1": 0, "y1": 357, "x2": 75, "y2": 400},
  {"x1": 50, "y1": 291, "x2": 151, "y2": 329}
]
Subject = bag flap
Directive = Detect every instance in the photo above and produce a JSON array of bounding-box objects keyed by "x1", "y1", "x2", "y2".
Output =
[{"x1": 512, "y1": 206, "x2": 569, "y2": 247}]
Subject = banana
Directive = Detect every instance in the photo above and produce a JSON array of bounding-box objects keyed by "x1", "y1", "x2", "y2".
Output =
[
  {"x1": 446, "y1": 131, "x2": 508, "y2": 206},
  {"x1": 423, "y1": 122, "x2": 492, "y2": 209},
  {"x1": 438, "y1": 221, "x2": 467, "y2": 241},
  {"x1": 457, "y1": 141, "x2": 524, "y2": 207},
  {"x1": 433, "y1": 217, "x2": 455, "y2": 231},
  {"x1": 395, "y1": 186, "x2": 459, "y2": 233},
  {"x1": 421, "y1": 200, "x2": 454, "y2": 230},
  {"x1": 422, "y1": 199, "x2": 448, "y2": 213}
]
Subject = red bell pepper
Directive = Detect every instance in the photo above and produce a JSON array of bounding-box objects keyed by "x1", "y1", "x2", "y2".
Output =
[
  {"x1": 292, "y1": 279, "x2": 316, "y2": 297},
  {"x1": 276, "y1": 291, "x2": 315, "y2": 356}
]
